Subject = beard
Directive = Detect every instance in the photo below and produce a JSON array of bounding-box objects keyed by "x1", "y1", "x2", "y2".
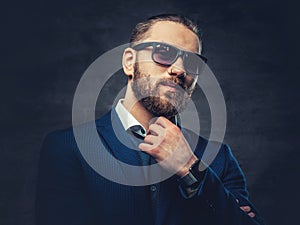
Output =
[{"x1": 131, "y1": 63, "x2": 193, "y2": 119}]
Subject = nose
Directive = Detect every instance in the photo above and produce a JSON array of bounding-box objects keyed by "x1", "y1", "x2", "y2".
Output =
[{"x1": 167, "y1": 57, "x2": 186, "y2": 78}]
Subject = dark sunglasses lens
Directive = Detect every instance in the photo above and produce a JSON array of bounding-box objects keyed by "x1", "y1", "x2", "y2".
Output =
[
  {"x1": 184, "y1": 53, "x2": 206, "y2": 75},
  {"x1": 153, "y1": 44, "x2": 177, "y2": 65}
]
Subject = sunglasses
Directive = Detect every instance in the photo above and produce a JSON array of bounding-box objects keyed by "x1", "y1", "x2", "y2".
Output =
[{"x1": 132, "y1": 42, "x2": 207, "y2": 78}]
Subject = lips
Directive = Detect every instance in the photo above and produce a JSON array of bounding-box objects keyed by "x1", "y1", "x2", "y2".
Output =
[
  {"x1": 164, "y1": 82, "x2": 176, "y2": 88},
  {"x1": 161, "y1": 80, "x2": 177, "y2": 87},
  {"x1": 158, "y1": 82, "x2": 179, "y2": 93},
  {"x1": 160, "y1": 80, "x2": 185, "y2": 91}
]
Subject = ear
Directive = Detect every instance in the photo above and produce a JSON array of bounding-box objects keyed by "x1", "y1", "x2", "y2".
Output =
[{"x1": 122, "y1": 48, "x2": 136, "y2": 79}]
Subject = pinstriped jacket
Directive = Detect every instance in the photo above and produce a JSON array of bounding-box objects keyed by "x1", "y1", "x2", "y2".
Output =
[{"x1": 36, "y1": 109, "x2": 264, "y2": 225}]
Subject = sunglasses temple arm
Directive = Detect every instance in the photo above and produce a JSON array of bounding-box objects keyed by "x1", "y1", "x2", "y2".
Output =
[{"x1": 187, "y1": 76, "x2": 198, "y2": 94}]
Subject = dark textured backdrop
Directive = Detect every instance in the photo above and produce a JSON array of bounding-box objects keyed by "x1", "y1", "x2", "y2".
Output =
[{"x1": 1, "y1": 0, "x2": 298, "y2": 225}]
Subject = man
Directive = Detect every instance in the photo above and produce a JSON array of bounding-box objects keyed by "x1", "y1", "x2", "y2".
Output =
[{"x1": 36, "y1": 14, "x2": 264, "y2": 225}]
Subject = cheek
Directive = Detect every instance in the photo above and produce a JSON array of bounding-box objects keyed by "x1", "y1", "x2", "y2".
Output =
[
  {"x1": 140, "y1": 64, "x2": 167, "y2": 79},
  {"x1": 137, "y1": 60, "x2": 167, "y2": 77},
  {"x1": 136, "y1": 51, "x2": 152, "y2": 64}
]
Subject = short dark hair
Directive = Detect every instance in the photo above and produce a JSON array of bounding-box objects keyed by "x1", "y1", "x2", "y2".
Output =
[{"x1": 129, "y1": 14, "x2": 201, "y2": 47}]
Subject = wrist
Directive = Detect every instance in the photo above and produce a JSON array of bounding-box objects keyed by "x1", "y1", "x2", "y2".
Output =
[{"x1": 177, "y1": 156, "x2": 198, "y2": 177}]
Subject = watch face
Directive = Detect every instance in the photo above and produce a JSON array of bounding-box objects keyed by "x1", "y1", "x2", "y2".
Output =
[
  {"x1": 178, "y1": 171, "x2": 198, "y2": 189},
  {"x1": 178, "y1": 160, "x2": 204, "y2": 189}
]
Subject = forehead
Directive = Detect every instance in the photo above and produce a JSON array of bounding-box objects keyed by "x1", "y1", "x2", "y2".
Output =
[{"x1": 143, "y1": 21, "x2": 200, "y2": 53}]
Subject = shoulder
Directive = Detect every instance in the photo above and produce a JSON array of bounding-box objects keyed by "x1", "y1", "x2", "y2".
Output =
[
  {"x1": 40, "y1": 128, "x2": 81, "y2": 168},
  {"x1": 41, "y1": 110, "x2": 114, "y2": 160},
  {"x1": 43, "y1": 110, "x2": 113, "y2": 145},
  {"x1": 43, "y1": 127, "x2": 75, "y2": 144}
]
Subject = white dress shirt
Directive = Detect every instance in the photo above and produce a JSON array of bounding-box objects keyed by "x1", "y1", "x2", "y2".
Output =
[{"x1": 115, "y1": 99, "x2": 178, "y2": 138}]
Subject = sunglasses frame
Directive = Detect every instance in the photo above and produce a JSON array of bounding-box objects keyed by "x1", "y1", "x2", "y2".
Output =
[{"x1": 131, "y1": 41, "x2": 207, "y2": 77}]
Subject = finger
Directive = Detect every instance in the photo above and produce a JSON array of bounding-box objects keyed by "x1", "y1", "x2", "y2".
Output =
[
  {"x1": 139, "y1": 135, "x2": 164, "y2": 151},
  {"x1": 248, "y1": 212, "x2": 255, "y2": 218},
  {"x1": 144, "y1": 134, "x2": 161, "y2": 145},
  {"x1": 240, "y1": 206, "x2": 251, "y2": 213},
  {"x1": 138, "y1": 143, "x2": 166, "y2": 160},
  {"x1": 154, "y1": 116, "x2": 169, "y2": 128},
  {"x1": 139, "y1": 142, "x2": 154, "y2": 152},
  {"x1": 149, "y1": 124, "x2": 165, "y2": 136}
]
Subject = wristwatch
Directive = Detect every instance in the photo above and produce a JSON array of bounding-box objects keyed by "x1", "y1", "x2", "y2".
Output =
[{"x1": 178, "y1": 159, "x2": 204, "y2": 190}]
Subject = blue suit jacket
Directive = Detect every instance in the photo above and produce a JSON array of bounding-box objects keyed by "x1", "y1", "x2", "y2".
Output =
[{"x1": 36, "y1": 110, "x2": 264, "y2": 225}]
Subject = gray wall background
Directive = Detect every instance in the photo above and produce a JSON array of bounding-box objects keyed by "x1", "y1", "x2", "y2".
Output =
[{"x1": 1, "y1": 0, "x2": 298, "y2": 224}]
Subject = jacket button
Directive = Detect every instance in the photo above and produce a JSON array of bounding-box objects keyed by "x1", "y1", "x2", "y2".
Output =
[{"x1": 150, "y1": 185, "x2": 157, "y2": 192}]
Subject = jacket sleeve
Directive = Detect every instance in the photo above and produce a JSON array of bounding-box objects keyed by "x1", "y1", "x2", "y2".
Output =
[
  {"x1": 181, "y1": 143, "x2": 265, "y2": 225},
  {"x1": 36, "y1": 131, "x2": 96, "y2": 225}
]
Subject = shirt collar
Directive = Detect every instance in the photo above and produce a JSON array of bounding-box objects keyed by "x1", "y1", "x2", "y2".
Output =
[
  {"x1": 115, "y1": 99, "x2": 147, "y2": 135},
  {"x1": 115, "y1": 99, "x2": 179, "y2": 137}
]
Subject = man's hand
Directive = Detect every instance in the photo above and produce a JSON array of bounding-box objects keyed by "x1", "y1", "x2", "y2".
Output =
[
  {"x1": 237, "y1": 199, "x2": 256, "y2": 218},
  {"x1": 240, "y1": 206, "x2": 255, "y2": 218},
  {"x1": 139, "y1": 116, "x2": 197, "y2": 177}
]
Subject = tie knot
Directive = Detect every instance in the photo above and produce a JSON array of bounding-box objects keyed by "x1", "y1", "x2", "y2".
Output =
[{"x1": 129, "y1": 125, "x2": 146, "y2": 139}]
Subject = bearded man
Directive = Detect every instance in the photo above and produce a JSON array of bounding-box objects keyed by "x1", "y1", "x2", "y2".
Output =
[{"x1": 36, "y1": 14, "x2": 265, "y2": 225}]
